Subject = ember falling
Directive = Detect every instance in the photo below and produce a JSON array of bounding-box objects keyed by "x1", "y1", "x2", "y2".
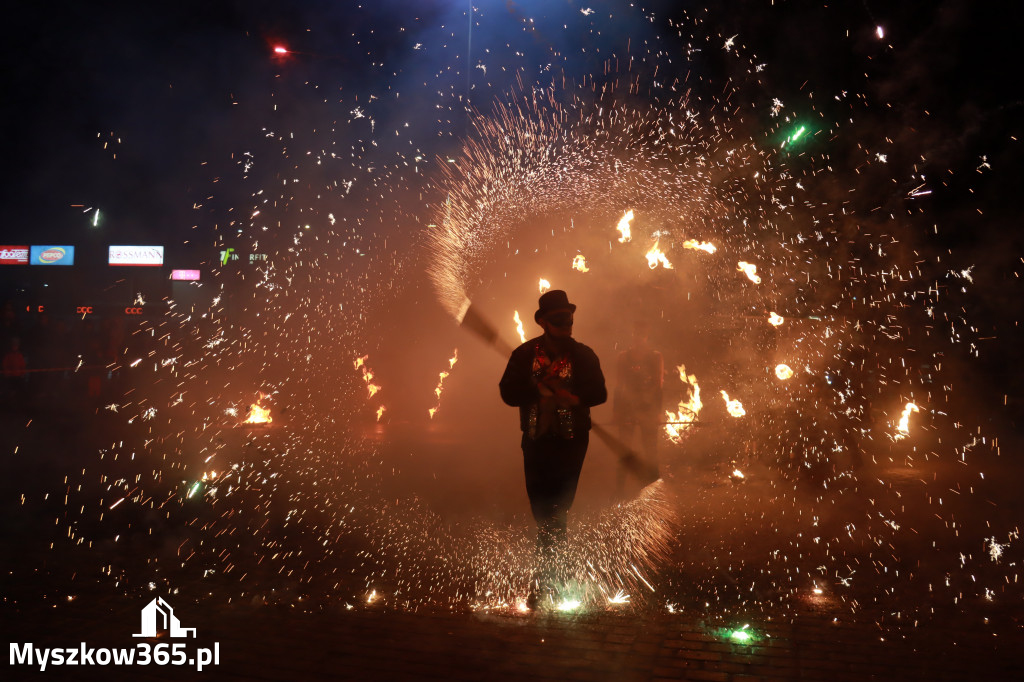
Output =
[{"x1": 1, "y1": 0, "x2": 1022, "y2": 640}]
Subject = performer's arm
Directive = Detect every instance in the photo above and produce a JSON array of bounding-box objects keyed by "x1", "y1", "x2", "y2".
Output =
[
  {"x1": 575, "y1": 347, "x2": 608, "y2": 407},
  {"x1": 499, "y1": 346, "x2": 539, "y2": 406}
]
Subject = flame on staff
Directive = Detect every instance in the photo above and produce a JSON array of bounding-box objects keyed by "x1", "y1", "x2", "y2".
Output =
[
  {"x1": 895, "y1": 402, "x2": 920, "y2": 440},
  {"x1": 665, "y1": 365, "x2": 701, "y2": 443},
  {"x1": 513, "y1": 311, "x2": 527, "y2": 344},
  {"x1": 768, "y1": 312, "x2": 784, "y2": 326},
  {"x1": 429, "y1": 349, "x2": 459, "y2": 418},
  {"x1": 243, "y1": 394, "x2": 272, "y2": 424},
  {"x1": 645, "y1": 240, "x2": 673, "y2": 270},
  {"x1": 721, "y1": 390, "x2": 746, "y2": 417},
  {"x1": 572, "y1": 255, "x2": 589, "y2": 272},
  {"x1": 376, "y1": 405, "x2": 386, "y2": 422},
  {"x1": 356, "y1": 355, "x2": 382, "y2": 399},
  {"x1": 616, "y1": 209, "x2": 634, "y2": 243},
  {"x1": 775, "y1": 364, "x2": 794, "y2": 380},
  {"x1": 737, "y1": 261, "x2": 761, "y2": 284},
  {"x1": 538, "y1": 278, "x2": 551, "y2": 293},
  {"x1": 682, "y1": 239, "x2": 716, "y2": 254}
]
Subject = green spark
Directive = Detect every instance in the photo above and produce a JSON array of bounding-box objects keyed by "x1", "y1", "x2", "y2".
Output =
[
  {"x1": 187, "y1": 481, "x2": 202, "y2": 499},
  {"x1": 782, "y1": 124, "x2": 808, "y2": 149}
]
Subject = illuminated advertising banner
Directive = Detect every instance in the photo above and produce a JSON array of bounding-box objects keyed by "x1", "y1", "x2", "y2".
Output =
[
  {"x1": 109, "y1": 245, "x2": 164, "y2": 266},
  {"x1": 171, "y1": 269, "x2": 201, "y2": 281},
  {"x1": 30, "y1": 245, "x2": 75, "y2": 265},
  {"x1": 0, "y1": 246, "x2": 30, "y2": 264}
]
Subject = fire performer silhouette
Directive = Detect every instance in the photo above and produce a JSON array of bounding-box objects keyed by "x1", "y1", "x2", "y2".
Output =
[
  {"x1": 614, "y1": 320, "x2": 664, "y2": 488},
  {"x1": 500, "y1": 290, "x2": 607, "y2": 605}
]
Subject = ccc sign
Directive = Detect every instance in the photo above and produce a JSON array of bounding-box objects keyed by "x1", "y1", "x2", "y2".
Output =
[
  {"x1": 125, "y1": 307, "x2": 145, "y2": 315},
  {"x1": 76, "y1": 306, "x2": 94, "y2": 315}
]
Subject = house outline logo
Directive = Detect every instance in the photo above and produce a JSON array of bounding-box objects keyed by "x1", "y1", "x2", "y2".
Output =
[{"x1": 132, "y1": 597, "x2": 197, "y2": 638}]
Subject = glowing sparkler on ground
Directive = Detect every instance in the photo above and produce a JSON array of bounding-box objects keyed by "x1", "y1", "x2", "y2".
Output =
[
  {"x1": 775, "y1": 364, "x2": 794, "y2": 380},
  {"x1": 665, "y1": 365, "x2": 701, "y2": 443},
  {"x1": 513, "y1": 311, "x2": 527, "y2": 344},
  {"x1": 538, "y1": 278, "x2": 551, "y2": 293},
  {"x1": 768, "y1": 312, "x2": 784, "y2": 326},
  {"x1": 616, "y1": 210, "x2": 634, "y2": 243},
  {"x1": 572, "y1": 255, "x2": 589, "y2": 272},
  {"x1": 645, "y1": 240, "x2": 673, "y2": 270},
  {"x1": 682, "y1": 239, "x2": 716, "y2": 254},
  {"x1": 720, "y1": 391, "x2": 746, "y2": 417},
  {"x1": 895, "y1": 402, "x2": 920, "y2": 439},
  {"x1": 737, "y1": 262, "x2": 761, "y2": 284}
]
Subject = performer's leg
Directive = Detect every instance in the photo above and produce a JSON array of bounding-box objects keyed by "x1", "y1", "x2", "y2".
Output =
[
  {"x1": 639, "y1": 421, "x2": 660, "y2": 479},
  {"x1": 615, "y1": 423, "x2": 634, "y2": 496}
]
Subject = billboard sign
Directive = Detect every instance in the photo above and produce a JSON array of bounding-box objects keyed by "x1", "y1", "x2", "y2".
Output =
[
  {"x1": 30, "y1": 245, "x2": 75, "y2": 266},
  {"x1": 171, "y1": 269, "x2": 201, "y2": 281},
  {"x1": 109, "y1": 245, "x2": 164, "y2": 266},
  {"x1": 0, "y1": 246, "x2": 30, "y2": 264}
]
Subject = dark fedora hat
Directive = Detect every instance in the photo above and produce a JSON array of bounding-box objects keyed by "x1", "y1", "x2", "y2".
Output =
[{"x1": 535, "y1": 289, "x2": 577, "y2": 323}]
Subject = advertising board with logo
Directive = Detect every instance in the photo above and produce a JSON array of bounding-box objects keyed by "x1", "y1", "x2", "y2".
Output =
[
  {"x1": 171, "y1": 269, "x2": 201, "y2": 281},
  {"x1": 109, "y1": 245, "x2": 164, "y2": 266},
  {"x1": 30, "y1": 245, "x2": 75, "y2": 266},
  {"x1": 0, "y1": 246, "x2": 30, "y2": 264}
]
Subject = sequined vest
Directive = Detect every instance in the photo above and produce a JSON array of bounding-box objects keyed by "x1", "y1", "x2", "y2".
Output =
[{"x1": 527, "y1": 340, "x2": 578, "y2": 440}]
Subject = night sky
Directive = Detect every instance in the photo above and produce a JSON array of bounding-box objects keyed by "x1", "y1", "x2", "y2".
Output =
[{"x1": 3, "y1": 0, "x2": 1020, "y2": 391}]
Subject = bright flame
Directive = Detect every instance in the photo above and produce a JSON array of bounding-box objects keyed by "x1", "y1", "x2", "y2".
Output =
[
  {"x1": 721, "y1": 391, "x2": 746, "y2": 417},
  {"x1": 429, "y1": 349, "x2": 458, "y2": 418},
  {"x1": 354, "y1": 355, "x2": 368, "y2": 370},
  {"x1": 513, "y1": 310, "x2": 527, "y2": 344},
  {"x1": 768, "y1": 312, "x2": 784, "y2": 326},
  {"x1": 682, "y1": 239, "x2": 716, "y2": 254},
  {"x1": 737, "y1": 261, "x2": 761, "y2": 284},
  {"x1": 775, "y1": 364, "x2": 794, "y2": 380},
  {"x1": 556, "y1": 599, "x2": 581, "y2": 612},
  {"x1": 895, "y1": 402, "x2": 920, "y2": 439},
  {"x1": 665, "y1": 365, "x2": 701, "y2": 443},
  {"x1": 273, "y1": 45, "x2": 289, "y2": 55},
  {"x1": 876, "y1": 25, "x2": 884, "y2": 39},
  {"x1": 645, "y1": 240, "x2": 673, "y2": 269},
  {"x1": 367, "y1": 383, "x2": 381, "y2": 398},
  {"x1": 435, "y1": 371, "x2": 449, "y2": 398},
  {"x1": 244, "y1": 397, "x2": 272, "y2": 424},
  {"x1": 616, "y1": 209, "x2": 634, "y2": 243},
  {"x1": 732, "y1": 469, "x2": 745, "y2": 478},
  {"x1": 538, "y1": 278, "x2": 551, "y2": 293},
  {"x1": 376, "y1": 405, "x2": 386, "y2": 422},
  {"x1": 572, "y1": 255, "x2": 589, "y2": 272}
]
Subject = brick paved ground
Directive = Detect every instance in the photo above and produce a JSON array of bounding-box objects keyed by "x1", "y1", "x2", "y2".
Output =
[{"x1": 4, "y1": 599, "x2": 1022, "y2": 680}]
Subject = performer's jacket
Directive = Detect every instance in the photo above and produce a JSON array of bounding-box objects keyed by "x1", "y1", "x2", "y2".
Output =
[{"x1": 500, "y1": 335, "x2": 607, "y2": 440}]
